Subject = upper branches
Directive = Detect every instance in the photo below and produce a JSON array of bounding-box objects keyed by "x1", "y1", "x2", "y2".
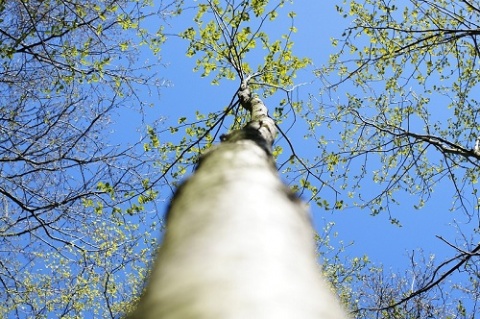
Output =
[
  {"x1": 315, "y1": 0, "x2": 480, "y2": 215},
  {"x1": 327, "y1": 0, "x2": 480, "y2": 90},
  {"x1": 179, "y1": 0, "x2": 310, "y2": 94}
]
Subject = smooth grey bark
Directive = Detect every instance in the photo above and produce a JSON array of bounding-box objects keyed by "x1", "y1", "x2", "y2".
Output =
[{"x1": 128, "y1": 85, "x2": 347, "y2": 319}]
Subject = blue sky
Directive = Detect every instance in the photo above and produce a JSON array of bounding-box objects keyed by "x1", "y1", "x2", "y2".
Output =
[{"x1": 114, "y1": 0, "x2": 474, "y2": 307}]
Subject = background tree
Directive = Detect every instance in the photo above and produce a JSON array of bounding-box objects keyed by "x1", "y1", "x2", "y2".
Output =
[
  {"x1": 313, "y1": 0, "x2": 480, "y2": 316},
  {"x1": 0, "y1": 0, "x2": 171, "y2": 317}
]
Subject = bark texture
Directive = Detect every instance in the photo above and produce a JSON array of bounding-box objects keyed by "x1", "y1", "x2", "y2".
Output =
[{"x1": 128, "y1": 85, "x2": 347, "y2": 319}]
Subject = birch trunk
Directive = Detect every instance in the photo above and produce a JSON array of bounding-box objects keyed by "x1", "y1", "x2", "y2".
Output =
[{"x1": 128, "y1": 85, "x2": 347, "y2": 319}]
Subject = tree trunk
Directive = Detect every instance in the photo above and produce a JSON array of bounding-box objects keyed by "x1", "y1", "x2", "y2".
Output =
[{"x1": 128, "y1": 85, "x2": 347, "y2": 319}]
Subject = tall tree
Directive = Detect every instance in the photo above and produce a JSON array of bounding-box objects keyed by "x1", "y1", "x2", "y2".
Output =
[
  {"x1": 314, "y1": 0, "x2": 480, "y2": 316},
  {"x1": 129, "y1": 1, "x2": 346, "y2": 317},
  {"x1": 0, "y1": 0, "x2": 170, "y2": 317},
  {"x1": 129, "y1": 79, "x2": 347, "y2": 319}
]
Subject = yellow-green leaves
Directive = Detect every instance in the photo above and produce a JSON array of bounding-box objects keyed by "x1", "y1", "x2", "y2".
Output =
[
  {"x1": 251, "y1": 0, "x2": 269, "y2": 16},
  {"x1": 182, "y1": 27, "x2": 196, "y2": 41},
  {"x1": 180, "y1": 0, "x2": 308, "y2": 94},
  {"x1": 326, "y1": 152, "x2": 340, "y2": 172},
  {"x1": 144, "y1": 125, "x2": 160, "y2": 151},
  {"x1": 117, "y1": 14, "x2": 139, "y2": 30}
]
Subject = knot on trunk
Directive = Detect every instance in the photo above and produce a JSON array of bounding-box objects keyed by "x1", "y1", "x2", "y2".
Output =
[{"x1": 220, "y1": 84, "x2": 278, "y2": 153}]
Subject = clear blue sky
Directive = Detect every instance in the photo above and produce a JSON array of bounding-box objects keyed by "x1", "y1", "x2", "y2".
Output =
[{"x1": 117, "y1": 0, "x2": 471, "y2": 296}]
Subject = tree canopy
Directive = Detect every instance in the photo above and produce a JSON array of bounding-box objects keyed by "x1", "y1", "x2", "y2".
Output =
[
  {"x1": 2, "y1": 0, "x2": 480, "y2": 318},
  {"x1": 316, "y1": 0, "x2": 480, "y2": 316},
  {"x1": 0, "y1": 0, "x2": 169, "y2": 317}
]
